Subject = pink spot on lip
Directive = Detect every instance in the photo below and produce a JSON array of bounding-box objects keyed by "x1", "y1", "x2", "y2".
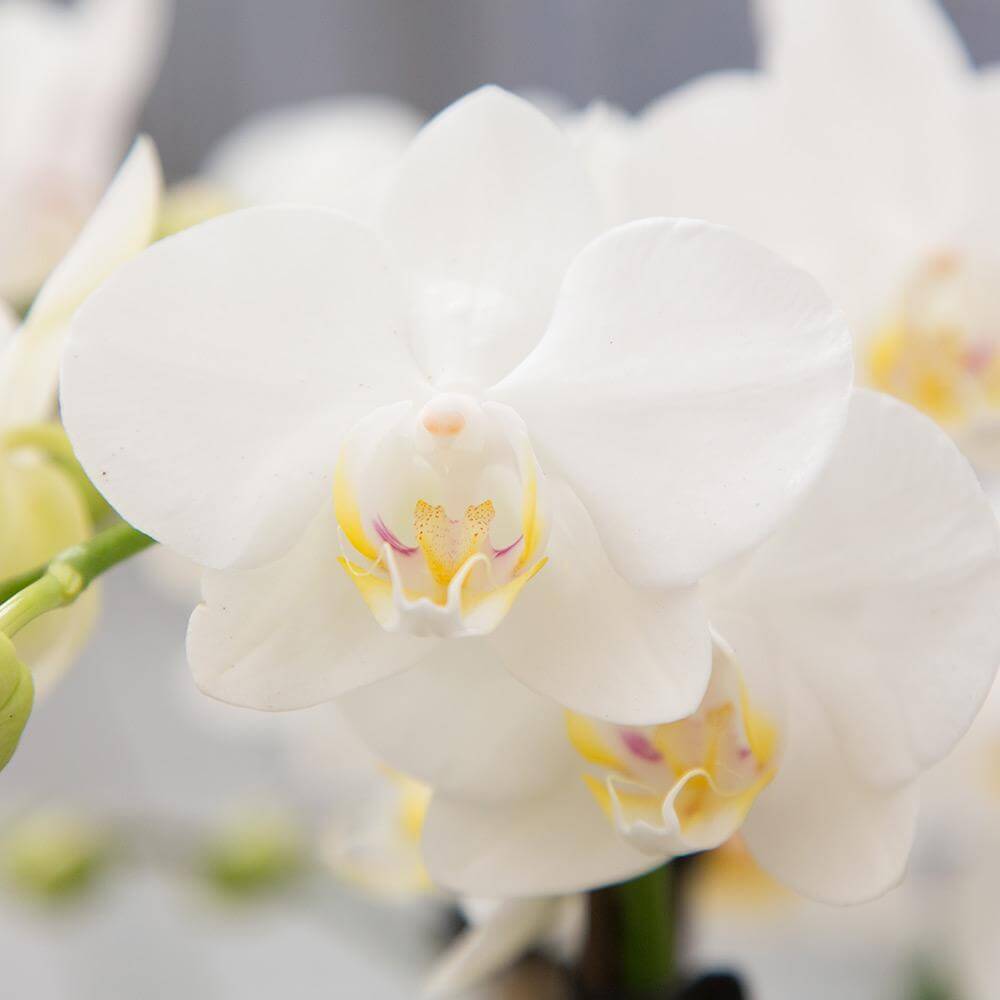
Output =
[
  {"x1": 621, "y1": 730, "x2": 663, "y2": 763},
  {"x1": 738, "y1": 747, "x2": 752, "y2": 761},
  {"x1": 492, "y1": 535, "x2": 523, "y2": 558},
  {"x1": 373, "y1": 516, "x2": 418, "y2": 556}
]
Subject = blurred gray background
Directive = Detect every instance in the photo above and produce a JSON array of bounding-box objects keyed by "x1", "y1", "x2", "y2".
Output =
[{"x1": 142, "y1": 0, "x2": 1000, "y2": 180}]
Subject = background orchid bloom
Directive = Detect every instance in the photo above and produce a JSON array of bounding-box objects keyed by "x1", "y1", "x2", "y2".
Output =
[
  {"x1": 286, "y1": 703, "x2": 585, "y2": 997},
  {"x1": 0, "y1": 137, "x2": 161, "y2": 696},
  {"x1": 590, "y1": 0, "x2": 1000, "y2": 466},
  {"x1": 60, "y1": 86, "x2": 853, "y2": 731},
  {"x1": 336, "y1": 390, "x2": 1000, "y2": 904},
  {"x1": 0, "y1": 0, "x2": 169, "y2": 309},
  {"x1": 203, "y1": 95, "x2": 423, "y2": 224}
]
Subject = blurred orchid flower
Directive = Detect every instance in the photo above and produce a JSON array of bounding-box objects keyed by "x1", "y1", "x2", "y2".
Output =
[
  {"x1": 60, "y1": 86, "x2": 854, "y2": 728},
  {"x1": 340, "y1": 390, "x2": 1000, "y2": 904},
  {"x1": 0, "y1": 136, "x2": 161, "y2": 694},
  {"x1": 289, "y1": 704, "x2": 584, "y2": 996},
  {"x1": 596, "y1": 0, "x2": 1000, "y2": 466},
  {"x1": 203, "y1": 96, "x2": 423, "y2": 224},
  {"x1": 0, "y1": 0, "x2": 169, "y2": 307}
]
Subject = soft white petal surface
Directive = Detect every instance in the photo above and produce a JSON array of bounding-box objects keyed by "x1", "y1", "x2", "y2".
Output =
[
  {"x1": 0, "y1": 136, "x2": 162, "y2": 426},
  {"x1": 205, "y1": 95, "x2": 422, "y2": 222},
  {"x1": 188, "y1": 505, "x2": 431, "y2": 710},
  {"x1": 493, "y1": 218, "x2": 853, "y2": 587},
  {"x1": 379, "y1": 86, "x2": 601, "y2": 387},
  {"x1": 62, "y1": 206, "x2": 428, "y2": 570},
  {"x1": 743, "y1": 671, "x2": 919, "y2": 904},
  {"x1": 488, "y1": 480, "x2": 712, "y2": 724},
  {"x1": 754, "y1": 0, "x2": 971, "y2": 258},
  {"x1": 423, "y1": 778, "x2": 657, "y2": 897},
  {"x1": 708, "y1": 390, "x2": 1000, "y2": 789},
  {"x1": 339, "y1": 643, "x2": 573, "y2": 804}
]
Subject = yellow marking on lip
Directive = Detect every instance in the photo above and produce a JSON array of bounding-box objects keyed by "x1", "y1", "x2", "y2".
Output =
[
  {"x1": 333, "y1": 453, "x2": 377, "y2": 562},
  {"x1": 566, "y1": 712, "x2": 627, "y2": 775},
  {"x1": 414, "y1": 499, "x2": 495, "y2": 587},
  {"x1": 337, "y1": 556, "x2": 395, "y2": 628}
]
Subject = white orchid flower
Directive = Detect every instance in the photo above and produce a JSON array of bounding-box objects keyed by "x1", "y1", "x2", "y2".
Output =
[
  {"x1": 60, "y1": 86, "x2": 854, "y2": 729},
  {"x1": 203, "y1": 95, "x2": 423, "y2": 223},
  {"x1": 336, "y1": 390, "x2": 1000, "y2": 904},
  {"x1": 0, "y1": 136, "x2": 161, "y2": 694},
  {"x1": 597, "y1": 0, "x2": 1000, "y2": 466},
  {"x1": 0, "y1": 0, "x2": 169, "y2": 307}
]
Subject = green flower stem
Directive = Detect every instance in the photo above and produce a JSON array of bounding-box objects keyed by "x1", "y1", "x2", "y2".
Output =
[
  {"x1": 617, "y1": 863, "x2": 677, "y2": 994},
  {"x1": 0, "y1": 522, "x2": 155, "y2": 639},
  {"x1": 2, "y1": 423, "x2": 113, "y2": 525}
]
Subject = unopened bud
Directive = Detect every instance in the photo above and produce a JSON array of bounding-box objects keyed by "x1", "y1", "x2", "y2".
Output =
[
  {"x1": 2, "y1": 809, "x2": 108, "y2": 900},
  {"x1": 201, "y1": 809, "x2": 304, "y2": 897},
  {"x1": 0, "y1": 633, "x2": 33, "y2": 771}
]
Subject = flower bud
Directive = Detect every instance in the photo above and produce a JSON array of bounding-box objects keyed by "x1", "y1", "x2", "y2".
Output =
[
  {"x1": 201, "y1": 809, "x2": 304, "y2": 897},
  {"x1": 1, "y1": 809, "x2": 107, "y2": 901},
  {"x1": 0, "y1": 633, "x2": 33, "y2": 771}
]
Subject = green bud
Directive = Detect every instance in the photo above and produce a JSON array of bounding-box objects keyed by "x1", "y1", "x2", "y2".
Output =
[
  {"x1": 2, "y1": 810, "x2": 108, "y2": 901},
  {"x1": 201, "y1": 810, "x2": 305, "y2": 898},
  {"x1": 0, "y1": 633, "x2": 33, "y2": 771}
]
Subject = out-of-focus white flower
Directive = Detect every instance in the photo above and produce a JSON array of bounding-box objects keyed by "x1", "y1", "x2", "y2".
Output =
[
  {"x1": 203, "y1": 96, "x2": 423, "y2": 223},
  {"x1": 0, "y1": 136, "x2": 162, "y2": 694},
  {"x1": 340, "y1": 390, "x2": 1000, "y2": 903},
  {"x1": 594, "y1": 0, "x2": 1000, "y2": 466},
  {"x1": 288, "y1": 704, "x2": 584, "y2": 995},
  {"x1": 0, "y1": 0, "x2": 169, "y2": 307},
  {"x1": 61, "y1": 87, "x2": 854, "y2": 733}
]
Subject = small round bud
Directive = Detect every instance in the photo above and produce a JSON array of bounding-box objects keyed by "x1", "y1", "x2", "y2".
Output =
[
  {"x1": 1, "y1": 809, "x2": 108, "y2": 901},
  {"x1": 201, "y1": 808, "x2": 304, "y2": 897}
]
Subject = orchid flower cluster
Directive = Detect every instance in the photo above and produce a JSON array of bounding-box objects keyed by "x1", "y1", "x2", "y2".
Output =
[{"x1": 3, "y1": 0, "x2": 1000, "y2": 995}]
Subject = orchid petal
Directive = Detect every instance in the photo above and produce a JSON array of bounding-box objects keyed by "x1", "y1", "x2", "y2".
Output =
[
  {"x1": 489, "y1": 479, "x2": 712, "y2": 724},
  {"x1": 743, "y1": 672, "x2": 919, "y2": 904},
  {"x1": 422, "y1": 778, "x2": 657, "y2": 897},
  {"x1": 379, "y1": 86, "x2": 601, "y2": 388},
  {"x1": 339, "y1": 643, "x2": 573, "y2": 804},
  {"x1": 205, "y1": 96, "x2": 422, "y2": 222},
  {"x1": 61, "y1": 206, "x2": 428, "y2": 570},
  {"x1": 0, "y1": 136, "x2": 161, "y2": 426},
  {"x1": 493, "y1": 218, "x2": 853, "y2": 587},
  {"x1": 188, "y1": 506, "x2": 431, "y2": 710},
  {"x1": 708, "y1": 390, "x2": 1000, "y2": 789}
]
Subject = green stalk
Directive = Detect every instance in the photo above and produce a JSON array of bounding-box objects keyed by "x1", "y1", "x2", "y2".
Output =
[
  {"x1": 617, "y1": 863, "x2": 676, "y2": 994},
  {"x1": 0, "y1": 522, "x2": 155, "y2": 638}
]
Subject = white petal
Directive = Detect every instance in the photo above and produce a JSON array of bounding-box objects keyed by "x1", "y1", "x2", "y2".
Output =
[
  {"x1": 188, "y1": 505, "x2": 431, "y2": 710},
  {"x1": 339, "y1": 642, "x2": 574, "y2": 803},
  {"x1": 423, "y1": 778, "x2": 657, "y2": 897},
  {"x1": 489, "y1": 479, "x2": 711, "y2": 724},
  {"x1": 743, "y1": 672, "x2": 919, "y2": 904},
  {"x1": 493, "y1": 218, "x2": 853, "y2": 587},
  {"x1": 631, "y1": 74, "x2": 917, "y2": 336},
  {"x1": 753, "y1": 0, "x2": 970, "y2": 257},
  {"x1": 61, "y1": 206, "x2": 428, "y2": 570},
  {"x1": 754, "y1": 0, "x2": 969, "y2": 82},
  {"x1": 0, "y1": 136, "x2": 162, "y2": 427},
  {"x1": 708, "y1": 390, "x2": 1000, "y2": 789},
  {"x1": 379, "y1": 86, "x2": 601, "y2": 388},
  {"x1": 425, "y1": 897, "x2": 565, "y2": 998},
  {"x1": 205, "y1": 96, "x2": 422, "y2": 222}
]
